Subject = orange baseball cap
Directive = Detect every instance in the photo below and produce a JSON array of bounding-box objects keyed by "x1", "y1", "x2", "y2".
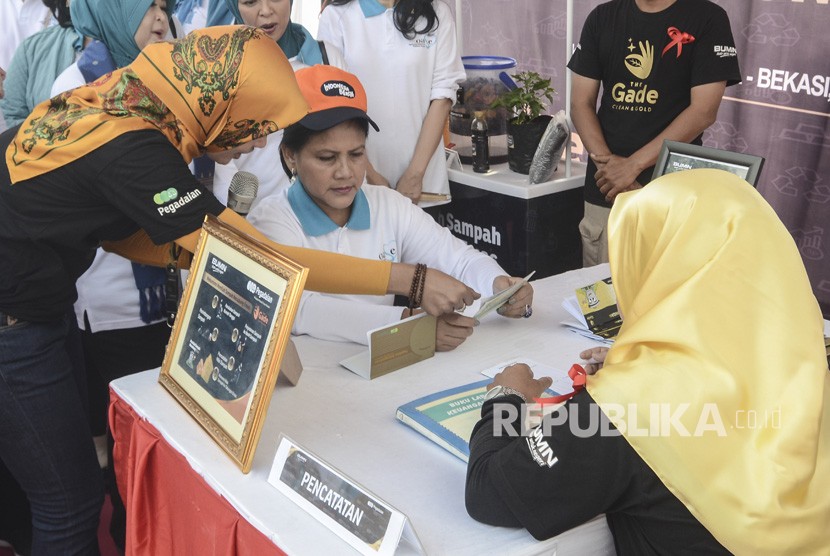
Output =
[{"x1": 293, "y1": 65, "x2": 379, "y2": 132}]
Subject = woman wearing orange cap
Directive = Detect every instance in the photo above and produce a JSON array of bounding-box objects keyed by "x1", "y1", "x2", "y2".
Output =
[
  {"x1": 0, "y1": 26, "x2": 476, "y2": 553},
  {"x1": 250, "y1": 65, "x2": 534, "y2": 351},
  {"x1": 465, "y1": 170, "x2": 829, "y2": 554}
]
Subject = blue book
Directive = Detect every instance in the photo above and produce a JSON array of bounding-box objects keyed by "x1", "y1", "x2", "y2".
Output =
[{"x1": 395, "y1": 380, "x2": 492, "y2": 463}]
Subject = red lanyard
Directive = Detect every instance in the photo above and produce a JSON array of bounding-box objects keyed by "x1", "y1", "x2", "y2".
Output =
[{"x1": 534, "y1": 363, "x2": 587, "y2": 405}]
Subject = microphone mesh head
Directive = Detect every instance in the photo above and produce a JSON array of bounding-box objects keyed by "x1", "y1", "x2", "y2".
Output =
[{"x1": 228, "y1": 171, "x2": 259, "y2": 198}]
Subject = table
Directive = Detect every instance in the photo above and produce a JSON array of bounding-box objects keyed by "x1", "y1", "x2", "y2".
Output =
[
  {"x1": 110, "y1": 265, "x2": 617, "y2": 555},
  {"x1": 427, "y1": 161, "x2": 586, "y2": 280}
]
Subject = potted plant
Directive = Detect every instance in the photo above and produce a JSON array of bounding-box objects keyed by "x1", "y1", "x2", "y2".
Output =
[{"x1": 490, "y1": 71, "x2": 556, "y2": 174}]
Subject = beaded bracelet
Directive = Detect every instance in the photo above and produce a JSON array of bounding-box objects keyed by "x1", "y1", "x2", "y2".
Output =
[
  {"x1": 408, "y1": 263, "x2": 427, "y2": 310},
  {"x1": 407, "y1": 264, "x2": 422, "y2": 302},
  {"x1": 414, "y1": 264, "x2": 427, "y2": 308}
]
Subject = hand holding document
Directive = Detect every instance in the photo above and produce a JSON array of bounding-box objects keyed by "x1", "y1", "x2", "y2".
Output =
[
  {"x1": 480, "y1": 358, "x2": 574, "y2": 396},
  {"x1": 473, "y1": 271, "x2": 535, "y2": 320},
  {"x1": 395, "y1": 358, "x2": 570, "y2": 463}
]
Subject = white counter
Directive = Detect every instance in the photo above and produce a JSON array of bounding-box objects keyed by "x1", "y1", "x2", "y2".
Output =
[
  {"x1": 111, "y1": 265, "x2": 617, "y2": 555},
  {"x1": 448, "y1": 160, "x2": 586, "y2": 200}
]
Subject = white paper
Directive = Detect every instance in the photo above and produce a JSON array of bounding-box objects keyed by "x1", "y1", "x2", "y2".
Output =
[
  {"x1": 560, "y1": 296, "x2": 614, "y2": 346},
  {"x1": 480, "y1": 358, "x2": 574, "y2": 396},
  {"x1": 561, "y1": 295, "x2": 587, "y2": 326}
]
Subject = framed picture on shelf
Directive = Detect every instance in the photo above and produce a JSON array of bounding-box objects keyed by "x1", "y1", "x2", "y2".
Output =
[
  {"x1": 159, "y1": 215, "x2": 307, "y2": 473},
  {"x1": 652, "y1": 140, "x2": 765, "y2": 187}
]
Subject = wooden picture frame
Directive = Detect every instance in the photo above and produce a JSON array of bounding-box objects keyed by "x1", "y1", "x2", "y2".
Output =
[
  {"x1": 652, "y1": 140, "x2": 765, "y2": 187},
  {"x1": 159, "y1": 215, "x2": 307, "y2": 472}
]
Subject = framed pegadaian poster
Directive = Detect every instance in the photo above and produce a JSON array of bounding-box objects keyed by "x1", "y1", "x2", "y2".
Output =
[{"x1": 159, "y1": 215, "x2": 307, "y2": 473}]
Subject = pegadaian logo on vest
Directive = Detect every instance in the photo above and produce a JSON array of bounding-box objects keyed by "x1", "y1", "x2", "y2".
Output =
[
  {"x1": 443, "y1": 213, "x2": 501, "y2": 246},
  {"x1": 154, "y1": 187, "x2": 202, "y2": 215}
]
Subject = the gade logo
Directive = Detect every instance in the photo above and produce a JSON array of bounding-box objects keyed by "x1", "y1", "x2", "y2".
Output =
[
  {"x1": 624, "y1": 39, "x2": 654, "y2": 80},
  {"x1": 154, "y1": 187, "x2": 178, "y2": 205},
  {"x1": 321, "y1": 80, "x2": 355, "y2": 99},
  {"x1": 613, "y1": 38, "x2": 659, "y2": 111}
]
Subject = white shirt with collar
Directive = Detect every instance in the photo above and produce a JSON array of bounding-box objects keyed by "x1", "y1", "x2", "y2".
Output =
[
  {"x1": 248, "y1": 181, "x2": 505, "y2": 345},
  {"x1": 317, "y1": 0, "x2": 464, "y2": 199}
]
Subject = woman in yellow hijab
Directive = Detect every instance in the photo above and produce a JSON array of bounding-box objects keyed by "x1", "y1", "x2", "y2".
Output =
[
  {"x1": 0, "y1": 25, "x2": 476, "y2": 553},
  {"x1": 466, "y1": 169, "x2": 829, "y2": 555}
]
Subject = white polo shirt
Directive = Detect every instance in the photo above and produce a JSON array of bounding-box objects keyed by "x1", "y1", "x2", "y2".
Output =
[
  {"x1": 318, "y1": 0, "x2": 464, "y2": 199},
  {"x1": 249, "y1": 181, "x2": 505, "y2": 344}
]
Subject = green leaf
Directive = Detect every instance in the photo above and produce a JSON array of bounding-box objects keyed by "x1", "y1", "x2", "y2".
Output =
[{"x1": 489, "y1": 70, "x2": 557, "y2": 125}]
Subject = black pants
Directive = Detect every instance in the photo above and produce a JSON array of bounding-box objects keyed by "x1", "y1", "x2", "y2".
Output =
[
  {"x1": 82, "y1": 317, "x2": 171, "y2": 436},
  {"x1": 81, "y1": 316, "x2": 171, "y2": 550}
]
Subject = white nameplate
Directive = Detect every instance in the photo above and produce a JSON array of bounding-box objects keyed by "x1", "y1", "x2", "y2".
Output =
[{"x1": 268, "y1": 436, "x2": 424, "y2": 555}]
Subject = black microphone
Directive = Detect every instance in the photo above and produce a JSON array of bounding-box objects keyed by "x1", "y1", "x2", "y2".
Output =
[{"x1": 227, "y1": 171, "x2": 259, "y2": 215}]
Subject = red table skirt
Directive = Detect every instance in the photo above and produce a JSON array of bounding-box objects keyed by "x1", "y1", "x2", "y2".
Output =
[{"x1": 109, "y1": 390, "x2": 286, "y2": 556}]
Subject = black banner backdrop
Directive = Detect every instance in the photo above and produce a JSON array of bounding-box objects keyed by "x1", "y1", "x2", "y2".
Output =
[{"x1": 455, "y1": 0, "x2": 829, "y2": 316}]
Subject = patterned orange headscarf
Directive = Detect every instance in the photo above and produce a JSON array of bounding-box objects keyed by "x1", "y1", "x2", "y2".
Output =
[{"x1": 6, "y1": 25, "x2": 309, "y2": 183}]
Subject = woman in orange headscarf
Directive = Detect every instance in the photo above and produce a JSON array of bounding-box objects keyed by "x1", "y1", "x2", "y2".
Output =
[
  {"x1": 0, "y1": 25, "x2": 476, "y2": 553},
  {"x1": 466, "y1": 169, "x2": 829, "y2": 555}
]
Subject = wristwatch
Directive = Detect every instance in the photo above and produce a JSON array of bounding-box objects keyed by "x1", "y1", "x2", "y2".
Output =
[{"x1": 484, "y1": 385, "x2": 527, "y2": 403}]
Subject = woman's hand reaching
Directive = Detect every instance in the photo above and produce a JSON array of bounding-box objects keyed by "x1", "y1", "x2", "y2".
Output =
[
  {"x1": 579, "y1": 346, "x2": 609, "y2": 375},
  {"x1": 420, "y1": 267, "x2": 479, "y2": 316}
]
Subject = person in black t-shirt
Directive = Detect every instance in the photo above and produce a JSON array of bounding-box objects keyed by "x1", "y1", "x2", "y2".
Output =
[
  {"x1": 0, "y1": 26, "x2": 477, "y2": 554},
  {"x1": 466, "y1": 170, "x2": 830, "y2": 554},
  {"x1": 465, "y1": 367, "x2": 731, "y2": 555},
  {"x1": 567, "y1": 0, "x2": 741, "y2": 266}
]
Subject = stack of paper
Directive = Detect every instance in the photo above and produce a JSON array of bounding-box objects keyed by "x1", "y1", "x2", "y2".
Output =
[{"x1": 561, "y1": 296, "x2": 614, "y2": 345}]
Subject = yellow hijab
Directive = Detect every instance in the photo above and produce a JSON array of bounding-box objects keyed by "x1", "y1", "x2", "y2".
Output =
[
  {"x1": 588, "y1": 169, "x2": 829, "y2": 554},
  {"x1": 6, "y1": 25, "x2": 309, "y2": 183}
]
